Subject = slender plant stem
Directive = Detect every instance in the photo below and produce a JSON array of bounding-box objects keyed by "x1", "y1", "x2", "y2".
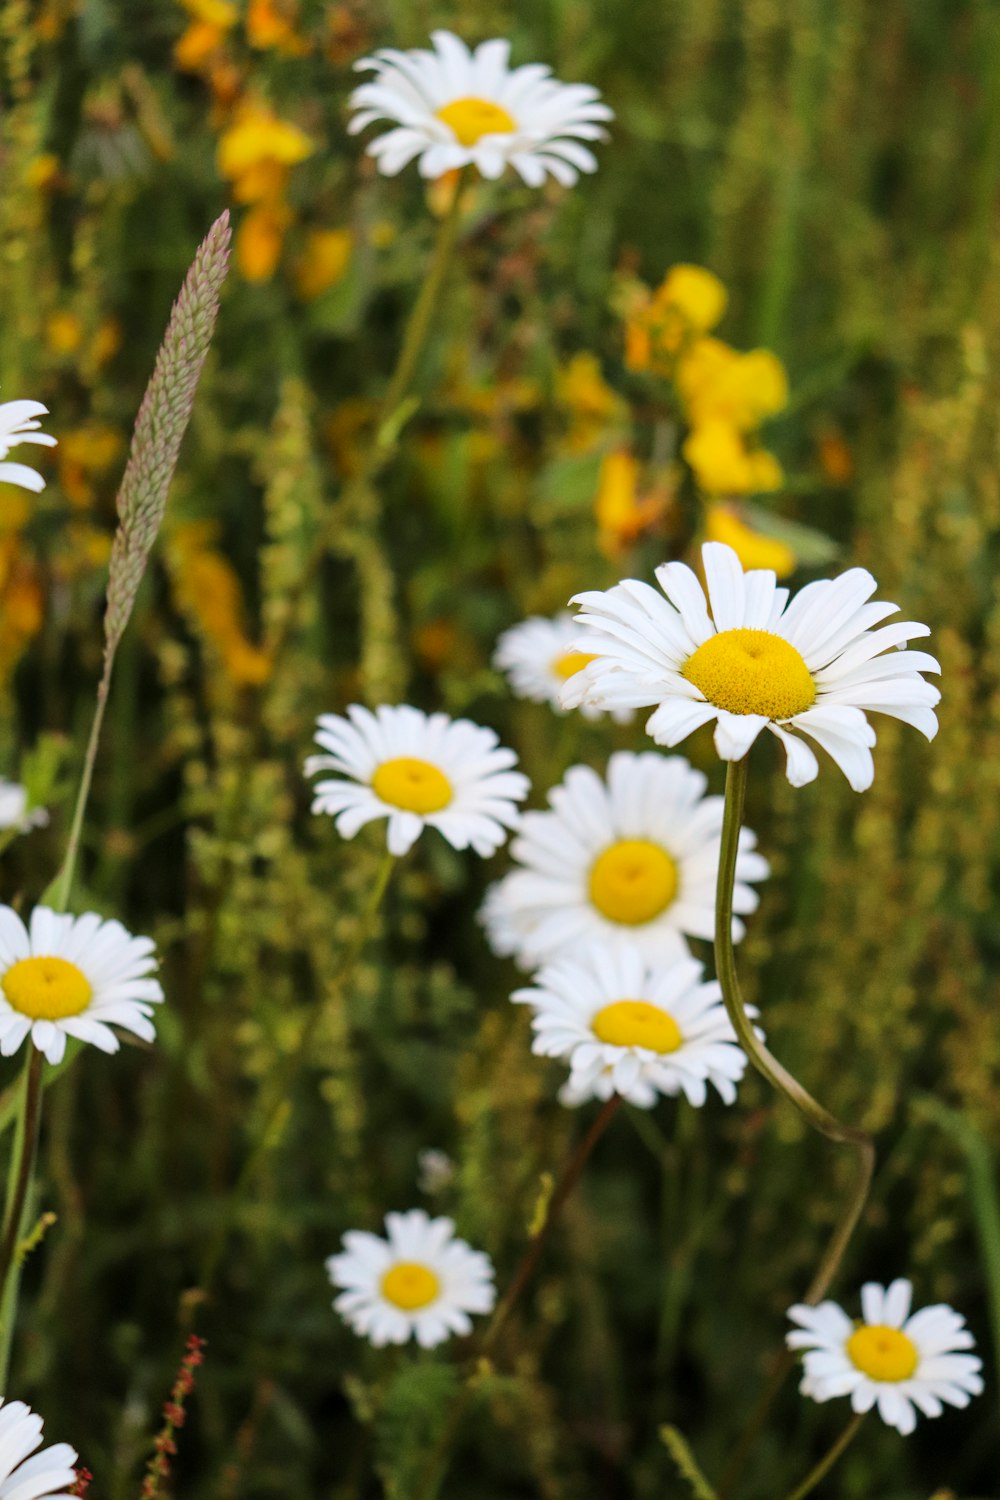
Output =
[
  {"x1": 0, "y1": 1048, "x2": 44, "y2": 1387},
  {"x1": 411, "y1": 1094, "x2": 623, "y2": 1500},
  {"x1": 779, "y1": 1413, "x2": 864, "y2": 1500},
  {"x1": 52, "y1": 660, "x2": 113, "y2": 914},
  {"x1": 265, "y1": 176, "x2": 467, "y2": 670},
  {"x1": 195, "y1": 848, "x2": 396, "y2": 1297},
  {"x1": 714, "y1": 755, "x2": 875, "y2": 1498}
]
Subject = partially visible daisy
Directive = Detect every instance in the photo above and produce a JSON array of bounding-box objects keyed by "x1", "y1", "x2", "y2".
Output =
[
  {"x1": 0, "y1": 400, "x2": 56, "y2": 493},
  {"x1": 561, "y1": 541, "x2": 940, "y2": 791},
  {"x1": 306, "y1": 704, "x2": 530, "y2": 857},
  {"x1": 481, "y1": 750, "x2": 767, "y2": 969},
  {"x1": 0, "y1": 1396, "x2": 78, "y2": 1499},
  {"x1": 513, "y1": 940, "x2": 752, "y2": 1109},
  {"x1": 327, "y1": 1208, "x2": 496, "y2": 1348},
  {"x1": 348, "y1": 30, "x2": 612, "y2": 186},
  {"x1": 787, "y1": 1279, "x2": 983, "y2": 1435},
  {"x1": 492, "y1": 612, "x2": 632, "y2": 721},
  {"x1": 0, "y1": 907, "x2": 163, "y2": 1065},
  {"x1": 0, "y1": 781, "x2": 48, "y2": 835}
]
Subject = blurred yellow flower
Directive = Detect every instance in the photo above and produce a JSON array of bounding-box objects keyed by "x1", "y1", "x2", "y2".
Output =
[
  {"x1": 45, "y1": 311, "x2": 84, "y2": 356},
  {"x1": 169, "y1": 523, "x2": 272, "y2": 685},
  {"x1": 704, "y1": 503, "x2": 795, "y2": 578},
  {"x1": 683, "y1": 419, "x2": 783, "y2": 496},
  {"x1": 294, "y1": 228, "x2": 353, "y2": 300},
  {"x1": 91, "y1": 317, "x2": 123, "y2": 369},
  {"x1": 0, "y1": 495, "x2": 30, "y2": 536},
  {"x1": 595, "y1": 450, "x2": 672, "y2": 557},
  {"x1": 180, "y1": 0, "x2": 239, "y2": 24},
  {"x1": 175, "y1": 19, "x2": 228, "y2": 72},
  {"x1": 0, "y1": 538, "x2": 43, "y2": 685},
  {"x1": 557, "y1": 353, "x2": 625, "y2": 451},
  {"x1": 57, "y1": 423, "x2": 125, "y2": 508},
  {"x1": 236, "y1": 201, "x2": 292, "y2": 283},
  {"x1": 247, "y1": 0, "x2": 311, "y2": 54},
  {"x1": 218, "y1": 104, "x2": 314, "y2": 203},
  {"x1": 52, "y1": 522, "x2": 114, "y2": 582},
  {"x1": 24, "y1": 154, "x2": 60, "y2": 191},
  {"x1": 817, "y1": 428, "x2": 854, "y2": 484},
  {"x1": 678, "y1": 338, "x2": 788, "y2": 431},
  {"x1": 624, "y1": 263, "x2": 727, "y2": 372}
]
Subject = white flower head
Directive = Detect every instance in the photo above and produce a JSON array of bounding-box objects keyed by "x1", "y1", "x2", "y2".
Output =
[
  {"x1": 481, "y1": 750, "x2": 768, "y2": 969},
  {"x1": 0, "y1": 781, "x2": 48, "y2": 835},
  {"x1": 787, "y1": 1279, "x2": 983, "y2": 1435},
  {"x1": 493, "y1": 612, "x2": 632, "y2": 721},
  {"x1": 327, "y1": 1208, "x2": 496, "y2": 1348},
  {"x1": 513, "y1": 940, "x2": 753, "y2": 1109},
  {"x1": 0, "y1": 1397, "x2": 78, "y2": 1499},
  {"x1": 0, "y1": 906, "x2": 163, "y2": 1065},
  {"x1": 0, "y1": 400, "x2": 56, "y2": 494},
  {"x1": 349, "y1": 29, "x2": 612, "y2": 186},
  {"x1": 306, "y1": 704, "x2": 530, "y2": 858},
  {"x1": 561, "y1": 541, "x2": 941, "y2": 791}
]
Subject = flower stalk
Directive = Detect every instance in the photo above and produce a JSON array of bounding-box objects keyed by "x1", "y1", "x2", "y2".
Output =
[{"x1": 779, "y1": 1412, "x2": 864, "y2": 1500}]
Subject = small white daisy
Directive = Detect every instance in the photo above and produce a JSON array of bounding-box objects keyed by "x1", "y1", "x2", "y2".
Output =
[
  {"x1": 0, "y1": 906, "x2": 163, "y2": 1065},
  {"x1": 561, "y1": 541, "x2": 941, "y2": 791},
  {"x1": 493, "y1": 612, "x2": 632, "y2": 721},
  {"x1": 0, "y1": 1397, "x2": 78, "y2": 1499},
  {"x1": 787, "y1": 1279, "x2": 983, "y2": 1436},
  {"x1": 327, "y1": 1208, "x2": 496, "y2": 1349},
  {"x1": 0, "y1": 400, "x2": 56, "y2": 494},
  {"x1": 306, "y1": 704, "x2": 530, "y2": 858},
  {"x1": 481, "y1": 750, "x2": 767, "y2": 969},
  {"x1": 348, "y1": 29, "x2": 612, "y2": 186},
  {"x1": 513, "y1": 940, "x2": 752, "y2": 1109},
  {"x1": 0, "y1": 781, "x2": 48, "y2": 835}
]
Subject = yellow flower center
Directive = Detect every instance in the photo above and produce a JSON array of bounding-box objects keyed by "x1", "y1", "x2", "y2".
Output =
[
  {"x1": 371, "y1": 757, "x2": 453, "y2": 815},
  {"x1": 381, "y1": 1261, "x2": 441, "y2": 1311},
  {"x1": 592, "y1": 1000, "x2": 682, "y2": 1054},
  {"x1": 683, "y1": 628, "x2": 815, "y2": 720},
  {"x1": 1, "y1": 956, "x2": 92, "y2": 1021},
  {"x1": 436, "y1": 97, "x2": 517, "y2": 147},
  {"x1": 589, "y1": 839, "x2": 678, "y2": 925},
  {"x1": 551, "y1": 650, "x2": 597, "y2": 681},
  {"x1": 846, "y1": 1325, "x2": 919, "y2": 1383}
]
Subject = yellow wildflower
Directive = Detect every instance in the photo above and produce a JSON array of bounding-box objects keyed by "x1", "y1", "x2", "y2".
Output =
[
  {"x1": 683, "y1": 420, "x2": 783, "y2": 496},
  {"x1": 217, "y1": 103, "x2": 314, "y2": 203},
  {"x1": 247, "y1": 0, "x2": 311, "y2": 55},
  {"x1": 236, "y1": 201, "x2": 292, "y2": 283},
  {"x1": 0, "y1": 538, "x2": 43, "y2": 686},
  {"x1": 175, "y1": 19, "x2": 228, "y2": 72},
  {"x1": 24, "y1": 154, "x2": 60, "y2": 191},
  {"x1": 623, "y1": 264, "x2": 727, "y2": 372},
  {"x1": 557, "y1": 353, "x2": 626, "y2": 452},
  {"x1": 57, "y1": 424, "x2": 125, "y2": 509},
  {"x1": 594, "y1": 450, "x2": 673, "y2": 558},
  {"x1": 180, "y1": 0, "x2": 239, "y2": 25},
  {"x1": 678, "y1": 338, "x2": 788, "y2": 431},
  {"x1": 704, "y1": 503, "x2": 795, "y2": 578},
  {"x1": 45, "y1": 311, "x2": 84, "y2": 356},
  {"x1": 293, "y1": 228, "x2": 353, "y2": 300},
  {"x1": 169, "y1": 523, "x2": 272, "y2": 686}
]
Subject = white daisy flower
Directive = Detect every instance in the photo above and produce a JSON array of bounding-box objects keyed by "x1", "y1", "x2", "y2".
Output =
[
  {"x1": 513, "y1": 940, "x2": 752, "y2": 1109},
  {"x1": 787, "y1": 1279, "x2": 983, "y2": 1436},
  {"x1": 0, "y1": 781, "x2": 48, "y2": 835},
  {"x1": 348, "y1": 29, "x2": 612, "y2": 186},
  {"x1": 306, "y1": 704, "x2": 530, "y2": 858},
  {"x1": 493, "y1": 612, "x2": 632, "y2": 721},
  {"x1": 0, "y1": 400, "x2": 56, "y2": 494},
  {"x1": 327, "y1": 1208, "x2": 496, "y2": 1349},
  {"x1": 0, "y1": 1397, "x2": 78, "y2": 1499},
  {"x1": 481, "y1": 750, "x2": 767, "y2": 969},
  {"x1": 0, "y1": 906, "x2": 163, "y2": 1065},
  {"x1": 561, "y1": 541, "x2": 941, "y2": 791}
]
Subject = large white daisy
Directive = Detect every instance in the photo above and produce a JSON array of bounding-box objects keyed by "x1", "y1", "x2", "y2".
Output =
[
  {"x1": 306, "y1": 704, "x2": 530, "y2": 857},
  {"x1": 327, "y1": 1208, "x2": 496, "y2": 1348},
  {"x1": 0, "y1": 400, "x2": 56, "y2": 494},
  {"x1": 561, "y1": 541, "x2": 941, "y2": 791},
  {"x1": 0, "y1": 907, "x2": 163, "y2": 1065},
  {"x1": 0, "y1": 1397, "x2": 78, "y2": 1499},
  {"x1": 513, "y1": 940, "x2": 752, "y2": 1109},
  {"x1": 481, "y1": 750, "x2": 767, "y2": 969},
  {"x1": 492, "y1": 612, "x2": 631, "y2": 721},
  {"x1": 787, "y1": 1279, "x2": 983, "y2": 1436},
  {"x1": 348, "y1": 30, "x2": 612, "y2": 186}
]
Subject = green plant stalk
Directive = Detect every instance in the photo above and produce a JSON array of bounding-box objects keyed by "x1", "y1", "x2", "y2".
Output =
[
  {"x1": 779, "y1": 1413, "x2": 864, "y2": 1500},
  {"x1": 714, "y1": 755, "x2": 874, "y2": 1497},
  {"x1": 0, "y1": 1047, "x2": 44, "y2": 1387}
]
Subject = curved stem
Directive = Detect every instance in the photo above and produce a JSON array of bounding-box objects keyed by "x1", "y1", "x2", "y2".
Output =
[
  {"x1": 779, "y1": 1413, "x2": 864, "y2": 1500},
  {"x1": 0, "y1": 1048, "x2": 44, "y2": 1387}
]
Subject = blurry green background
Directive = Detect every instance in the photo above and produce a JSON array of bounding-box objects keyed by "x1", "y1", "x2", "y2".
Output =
[{"x1": 1, "y1": 0, "x2": 999, "y2": 1495}]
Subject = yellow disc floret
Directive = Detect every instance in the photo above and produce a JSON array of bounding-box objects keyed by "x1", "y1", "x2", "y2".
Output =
[
  {"x1": 683, "y1": 628, "x2": 815, "y2": 720},
  {"x1": 589, "y1": 839, "x2": 678, "y2": 925},
  {"x1": 2, "y1": 956, "x2": 92, "y2": 1021},
  {"x1": 371, "y1": 757, "x2": 453, "y2": 815},
  {"x1": 381, "y1": 1261, "x2": 441, "y2": 1311},
  {"x1": 592, "y1": 1000, "x2": 682, "y2": 1054},
  {"x1": 846, "y1": 1324, "x2": 919, "y2": 1383},
  {"x1": 551, "y1": 650, "x2": 597, "y2": 681},
  {"x1": 436, "y1": 97, "x2": 517, "y2": 146}
]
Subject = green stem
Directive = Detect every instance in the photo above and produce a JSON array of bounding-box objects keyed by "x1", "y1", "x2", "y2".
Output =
[
  {"x1": 51, "y1": 654, "x2": 113, "y2": 915},
  {"x1": 0, "y1": 1047, "x2": 44, "y2": 1387},
  {"x1": 778, "y1": 1413, "x2": 864, "y2": 1500}
]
